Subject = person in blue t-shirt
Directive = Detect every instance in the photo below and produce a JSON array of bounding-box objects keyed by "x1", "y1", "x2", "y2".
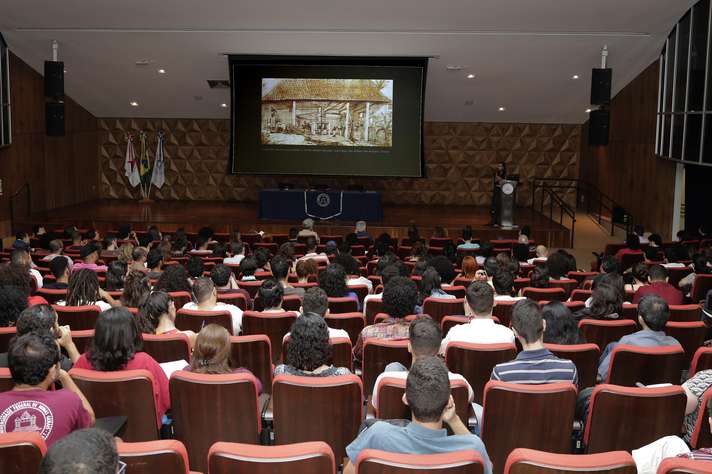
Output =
[{"x1": 343, "y1": 356, "x2": 492, "y2": 474}]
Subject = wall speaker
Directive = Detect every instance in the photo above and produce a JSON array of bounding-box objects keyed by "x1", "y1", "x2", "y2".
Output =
[
  {"x1": 591, "y1": 68, "x2": 612, "y2": 106},
  {"x1": 44, "y1": 61, "x2": 64, "y2": 97},
  {"x1": 45, "y1": 101, "x2": 65, "y2": 136},
  {"x1": 588, "y1": 109, "x2": 610, "y2": 146}
]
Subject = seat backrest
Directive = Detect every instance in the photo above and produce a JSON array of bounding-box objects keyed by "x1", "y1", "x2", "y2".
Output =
[
  {"x1": 375, "y1": 376, "x2": 470, "y2": 426},
  {"x1": 230, "y1": 335, "x2": 273, "y2": 394},
  {"x1": 584, "y1": 384, "x2": 687, "y2": 453},
  {"x1": 482, "y1": 381, "x2": 576, "y2": 474},
  {"x1": 167, "y1": 291, "x2": 192, "y2": 309},
  {"x1": 36, "y1": 288, "x2": 67, "y2": 304},
  {"x1": 327, "y1": 297, "x2": 359, "y2": 314},
  {"x1": 691, "y1": 274, "x2": 712, "y2": 302},
  {"x1": 0, "y1": 368, "x2": 13, "y2": 392},
  {"x1": 170, "y1": 370, "x2": 261, "y2": 472},
  {"x1": 548, "y1": 279, "x2": 579, "y2": 298},
  {"x1": 357, "y1": 449, "x2": 486, "y2": 474},
  {"x1": 545, "y1": 343, "x2": 600, "y2": 389},
  {"x1": 503, "y1": 448, "x2": 636, "y2": 474},
  {"x1": 236, "y1": 280, "x2": 263, "y2": 298},
  {"x1": 364, "y1": 299, "x2": 386, "y2": 325},
  {"x1": 567, "y1": 272, "x2": 599, "y2": 286},
  {"x1": 53, "y1": 304, "x2": 101, "y2": 330},
  {"x1": 69, "y1": 368, "x2": 158, "y2": 441},
  {"x1": 657, "y1": 457, "x2": 712, "y2": 474},
  {"x1": 620, "y1": 252, "x2": 644, "y2": 272},
  {"x1": 690, "y1": 346, "x2": 712, "y2": 376},
  {"x1": 0, "y1": 327, "x2": 17, "y2": 354},
  {"x1": 606, "y1": 344, "x2": 685, "y2": 386},
  {"x1": 0, "y1": 432, "x2": 47, "y2": 474},
  {"x1": 216, "y1": 292, "x2": 248, "y2": 310},
  {"x1": 492, "y1": 301, "x2": 516, "y2": 327},
  {"x1": 175, "y1": 308, "x2": 234, "y2": 335},
  {"x1": 665, "y1": 321, "x2": 707, "y2": 366},
  {"x1": 70, "y1": 329, "x2": 94, "y2": 355},
  {"x1": 578, "y1": 319, "x2": 638, "y2": 353},
  {"x1": 142, "y1": 333, "x2": 192, "y2": 363},
  {"x1": 241, "y1": 311, "x2": 297, "y2": 363},
  {"x1": 689, "y1": 387, "x2": 712, "y2": 450},
  {"x1": 570, "y1": 289, "x2": 593, "y2": 302},
  {"x1": 441, "y1": 316, "x2": 472, "y2": 336},
  {"x1": 669, "y1": 304, "x2": 702, "y2": 322},
  {"x1": 272, "y1": 374, "x2": 363, "y2": 461},
  {"x1": 521, "y1": 288, "x2": 567, "y2": 302},
  {"x1": 362, "y1": 339, "x2": 411, "y2": 395},
  {"x1": 445, "y1": 343, "x2": 517, "y2": 405},
  {"x1": 208, "y1": 441, "x2": 335, "y2": 474},
  {"x1": 324, "y1": 312, "x2": 366, "y2": 345},
  {"x1": 117, "y1": 439, "x2": 192, "y2": 474},
  {"x1": 348, "y1": 284, "x2": 370, "y2": 304},
  {"x1": 422, "y1": 298, "x2": 466, "y2": 324},
  {"x1": 442, "y1": 285, "x2": 467, "y2": 299}
]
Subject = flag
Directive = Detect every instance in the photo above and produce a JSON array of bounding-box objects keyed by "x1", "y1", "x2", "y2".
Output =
[
  {"x1": 123, "y1": 133, "x2": 140, "y2": 187},
  {"x1": 151, "y1": 130, "x2": 166, "y2": 189},
  {"x1": 138, "y1": 131, "x2": 152, "y2": 190}
]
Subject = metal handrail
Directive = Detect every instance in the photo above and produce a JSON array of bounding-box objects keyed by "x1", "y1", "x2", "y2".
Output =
[{"x1": 530, "y1": 181, "x2": 577, "y2": 248}]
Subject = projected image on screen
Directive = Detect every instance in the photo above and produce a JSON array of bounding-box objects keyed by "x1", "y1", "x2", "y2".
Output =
[{"x1": 261, "y1": 78, "x2": 393, "y2": 147}]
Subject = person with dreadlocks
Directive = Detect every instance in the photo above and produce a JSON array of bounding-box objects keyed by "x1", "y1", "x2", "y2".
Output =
[{"x1": 56, "y1": 269, "x2": 119, "y2": 311}]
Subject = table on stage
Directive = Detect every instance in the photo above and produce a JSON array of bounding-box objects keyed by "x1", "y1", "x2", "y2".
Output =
[{"x1": 258, "y1": 189, "x2": 383, "y2": 221}]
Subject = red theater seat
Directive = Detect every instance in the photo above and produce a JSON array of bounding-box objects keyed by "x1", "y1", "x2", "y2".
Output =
[
  {"x1": 241, "y1": 311, "x2": 297, "y2": 363},
  {"x1": 689, "y1": 388, "x2": 712, "y2": 450},
  {"x1": 492, "y1": 301, "x2": 516, "y2": 327},
  {"x1": 0, "y1": 327, "x2": 16, "y2": 354},
  {"x1": 324, "y1": 312, "x2": 366, "y2": 345},
  {"x1": 229, "y1": 335, "x2": 273, "y2": 394},
  {"x1": 690, "y1": 274, "x2": 712, "y2": 303},
  {"x1": 0, "y1": 368, "x2": 11, "y2": 392},
  {"x1": 665, "y1": 321, "x2": 706, "y2": 366},
  {"x1": 328, "y1": 297, "x2": 359, "y2": 314},
  {"x1": 0, "y1": 432, "x2": 47, "y2": 474},
  {"x1": 362, "y1": 339, "x2": 411, "y2": 395},
  {"x1": 657, "y1": 457, "x2": 712, "y2": 474},
  {"x1": 142, "y1": 333, "x2": 192, "y2": 363},
  {"x1": 548, "y1": 279, "x2": 579, "y2": 298},
  {"x1": 503, "y1": 448, "x2": 636, "y2": 474},
  {"x1": 36, "y1": 288, "x2": 67, "y2": 304},
  {"x1": 216, "y1": 292, "x2": 248, "y2": 310},
  {"x1": 356, "y1": 449, "x2": 487, "y2": 474},
  {"x1": 168, "y1": 291, "x2": 193, "y2": 309},
  {"x1": 578, "y1": 319, "x2": 638, "y2": 353},
  {"x1": 606, "y1": 344, "x2": 685, "y2": 386},
  {"x1": 117, "y1": 439, "x2": 198, "y2": 474},
  {"x1": 584, "y1": 384, "x2": 686, "y2": 453},
  {"x1": 423, "y1": 298, "x2": 466, "y2": 324},
  {"x1": 545, "y1": 343, "x2": 600, "y2": 389},
  {"x1": 690, "y1": 346, "x2": 712, "y2": 376},
  {"x1": 53, "y1": 304, "x2": 101, "y2": 331},
  {"x1": 175, "y1": 309, "x2": 233, "y2": 335},
  {"x1": 445, "y1": 342, "x2": 517, "y2": 406},
  {"x1": 208, "y1": 441, "x2": 335, "y2": 474},
  {"x1": 521, "y1": 288, "x2": 567, "y2": 302}
]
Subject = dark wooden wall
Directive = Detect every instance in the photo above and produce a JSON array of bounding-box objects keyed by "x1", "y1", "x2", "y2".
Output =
[
  {"x1": 580, "y1": 60, "x2": 677, "y2": 239},
  {"x1": 0, "y1": 52, "x2": 99, "y2": 235}
]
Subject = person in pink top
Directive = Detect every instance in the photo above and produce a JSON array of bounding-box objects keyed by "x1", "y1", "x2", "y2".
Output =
[
  {"x1": 72, "y1": 243, "x2": 108, "y2": 273},
  {"x1": 73, "y1": 307, "x2": 170, "y2": 428},
  {"x1": 0, "y1": 333, "x2": 94, "y2": 446}
]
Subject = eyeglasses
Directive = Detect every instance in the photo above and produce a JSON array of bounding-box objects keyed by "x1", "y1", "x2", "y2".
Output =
[{"x1": 117, "y1": 460, "x2": 127, "y2": 474}]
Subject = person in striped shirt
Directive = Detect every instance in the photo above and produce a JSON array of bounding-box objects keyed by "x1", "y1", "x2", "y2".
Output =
[{"x1": 490, "y1": 299, "x2": 578, "y2": 386}]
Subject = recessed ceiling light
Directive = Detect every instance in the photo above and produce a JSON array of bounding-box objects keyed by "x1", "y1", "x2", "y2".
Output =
[
  {"x1": 572, "y1": 74, "x2": 580, "y2": 80},
  {"x1": 498, "y1": 106, "x2": 506, "y2": 111},
  {"x1": 585, "y1": 108, "x2": 592, "y2": 113},
  {"x1": 157, "y1": 68, "x2": 166, "y2": 74},
  {"x1": 220, "y1": 103, "x2": 228, "y2": 108},
  {"x1": 446, "y1": 65, "x2": 465, "y2": 71},
  {"x1": 466, "y1": 73, "x2": 475, "y2": 79},
  {"x1": 129, "y1": 101, "x2": 139, "y2": 107},
  {"x1": 63, "y1": 69, "x2": 67, "y2": 74}
]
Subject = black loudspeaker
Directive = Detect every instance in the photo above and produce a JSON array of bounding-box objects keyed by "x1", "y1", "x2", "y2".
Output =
[
  {"x1": 588, "y1": 109, "x2": 610, "y2": 146},
  {"x1": 591, "y1": 68, "x2": 612, "y2": 105},
  {"x1": 45, "y1": 102, "x2": 65, "y2": 136},
  {"x1": 44, "y1": 61, "x2": 64, "y2": 97}
]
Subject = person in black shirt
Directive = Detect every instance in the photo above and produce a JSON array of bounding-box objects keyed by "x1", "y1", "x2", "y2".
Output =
[{"x1": 44, "y1": 257, "x2": 70, "y2": 290}]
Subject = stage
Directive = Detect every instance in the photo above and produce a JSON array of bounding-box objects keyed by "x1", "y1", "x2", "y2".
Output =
[{"x1": 20, "y1": 199, "x2": 571, "y2": 248}]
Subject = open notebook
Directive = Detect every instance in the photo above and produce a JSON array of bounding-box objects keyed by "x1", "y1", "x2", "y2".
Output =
[{"x1": 159, "y1": 360, "x2": 188, "y2": 379}]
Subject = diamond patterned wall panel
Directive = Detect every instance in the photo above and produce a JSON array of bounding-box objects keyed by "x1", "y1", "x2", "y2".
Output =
[{"x1": 99, "y1": 119, "x2": 581, "y2": 206}]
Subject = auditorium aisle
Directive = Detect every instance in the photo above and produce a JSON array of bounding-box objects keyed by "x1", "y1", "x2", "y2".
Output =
[{"x1": 558, "y1": 212, "x2": 626, "y2": 270}]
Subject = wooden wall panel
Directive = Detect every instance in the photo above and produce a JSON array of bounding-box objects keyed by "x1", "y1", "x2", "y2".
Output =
[
  {"x1": 0, "y1": 52, "x2": 100, "y2": 233},
  {"x1": 580, "y1": 60, "x2": 677, "y2": 239}
]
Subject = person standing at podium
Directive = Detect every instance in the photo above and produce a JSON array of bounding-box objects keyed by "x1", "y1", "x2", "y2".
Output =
[{"x1": 490, "y1": 162, "x2": 508, "y2": 226}]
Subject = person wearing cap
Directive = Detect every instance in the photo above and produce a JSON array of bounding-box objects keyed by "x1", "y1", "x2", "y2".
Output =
[
  {"x1": 72, "y1": 244, "x2": 108, "y2": 273},
  {"x1": 297, "y1": 218, "x2": 320, "y2": 243}
]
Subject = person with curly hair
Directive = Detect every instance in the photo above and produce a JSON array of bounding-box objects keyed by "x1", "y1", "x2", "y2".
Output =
[
  {"x1": 333, "y1": 253, "x2": 372, "y2": 292},
  {"x1": 319, "y1": 264, "x2": 360, "y2": 310},
  {"x1": 274, "y1": 312, "x2": 351, "y2": 376},
  {"x1": 136, "y1": 291, "x2": 196, "y2": 344},
  {"x1": 57, "y1": 269, "x2": 118, "y2": 311},
  {"x1": 104, "y1": 260, "x2": 127, "y2": 291},
  {"x1": 117, "y1": 242, "x2": 135, "y2": 264},
  {"x1": 256, "y1": 279, "x2": 291, "y2": 313},
  {"x1": 153, "y1": 264, "x2": 192, "y2": 293},
  {"x1": 120, "y1": 271, "x2": 151, "y2": 308},
  {"x1": 295, "y1": 258, "x2": 318, "y2": 283},
  {"x1": 74, "y1": 307, "x2": 169, "y2": 427}
]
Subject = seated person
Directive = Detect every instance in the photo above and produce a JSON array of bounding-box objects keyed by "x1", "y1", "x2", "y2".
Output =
[
  {"x1": 101, "y1": 236, "x2": 119, "y2": 259},
  {"x1": 44, "y1": 256, "x2": 71, "y2": 290},
  {"x1": 679, "y1": 254, "x2": 711, "y2": 294},
  {"x1": 42, "y1": 239, "x2": 74, "y2": 266},
  {"x1": 120, "y1": 271, "x2": 151, "y2": 308},
  {"x1": 238, "y1": 256, "x2": 259, "y2": 281},
  {"x1": 492, "y1": 270, "x2": 524, "y2": 301},
  {"x1": 319, "y1": 264, "x2": 361, "y2": 310},
  {"x1": 253, "y1": 247, "x2": 270, "y2": 272},
  {"x1": 274, "y1": 312, "x2": 351, "y2": 377},
  {"x1": 0, "y1": 333, "x2": 94, "y2": 445},
  {"x1": 210, "y1": 263, "x2": 252, "y2": 307},
  {"x1": 291, "y1": 287, "x2": 349, "y2": 340},
  {"x1": 145, "y1": 248, "x2": 164, "y2": 279},
  {"x1": 546, "y1": 251, "x2": 570, "y2": 281},
  {"x1": 542, "y1": 301, "x2": 584, "y2": 345},
  {"x1": 430, "y1": 256, "x2": 457, "y2": 287},
  {"x1": 223, "y1": 241, "x2": 246, "y2": 265},
  {"x1": 186, "y1": 324, "x2": 262, "y2": 393},
  {"x1": 72, "y1": 244, "x2": 108, "y2": 273},
  {"x1": 615, "y1": 233, "x2": 645, "y2": 263},
  {"x1": 297, "y1": 218, "x2": 320, "y2": 243},
  {"x1": 270, "y1": 255, "x2": 304, "y2": 297},
  {"x1": 74, "y1": 308, "x2": 169, "y2": 428},
  {"x1": 295, "y1": 258, "x2": 318, "y2": 284},
  {"x1": 353, "y1": 276, "x2": 417, "y2": 364},
  {"x1": 373, "y1": 316, "x2": 473, "y2": 410},
  {"x1": 39, "y1": 428, "x2": 117, "y2": 474},
  {"x1": 257, "y1": 278, "x2": 295, "y2": 314},
  {"x1": 67, "y1": 231, "x2": 83, "y2": 251},
  {"x1": 298, "y1": 236, "x2": 329, "y2": 264},
  {"x1": 104, "y1": 261, "x2": 127, "y2": 292},
  {"x1": 457, "y1": 225, "x2": 480, "y2": 251},
  {"x1": 633, "y1": 264, "x2": 684, "y2": 305},
  {"x1": 154, "y1": 264, "x2": 192, "y2": 293},
  {"x1": 129, "y1": 247, "x2": 148, "y2": 272},
  {"x1": 11, "y1": 248, "x2": 43, "y2": 289},
  {"x1": 344, "y1": 356, "x2": 492, "y2": 474},
  {"x1": 186, "y1": 255, "x2": 205, "y2": 281},
  {"x1": 512, "y1": 243, "x2": 529, "y2": 265},
  {"x1": 457, "y1": 256, "x2": 479, "y2": 282},
  {"x1": 334, "y1": 253, "x2": 373, "y2": 293},
  {"x1": 56, "y1": 269, "x2": 118, "y2": 311},
  {"x1": 597, "y1": 295, "x2": 681, "y2": 382},
  {"x1": 189, "y1": 236, "x2": 213, "y2": 255},
  {"x1": 491, "y1": 299, "x2": 578, "y2": 385},
  {"x1": 529, "y1": 266, "x2": 550, "y2": 289},
  {"x1": 182, "y1": 277, "x2": 243, "y2": 335},
  {"x1": 136, "y1": 291, "x2": 196, "y2": 344},
  {"x1": 418, "y1": 268, "x2": 455, "y2": 309},
  {"x1": 364, "y1": 264, "x2": 401, "y2": 312},
  {"x1": 440, "y1": 281, "x2": 515, "y2": 352},
  {"x1": 527, "y1": 245, "x2": 548, "y2": 265},
  {"x1": 574, "y1": 283, "x2": 623, "y2": 321}
]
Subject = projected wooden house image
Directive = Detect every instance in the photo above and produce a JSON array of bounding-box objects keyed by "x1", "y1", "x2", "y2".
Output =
[{"x1": 261, "y1": 78, "x2": 393, "y2": 147}]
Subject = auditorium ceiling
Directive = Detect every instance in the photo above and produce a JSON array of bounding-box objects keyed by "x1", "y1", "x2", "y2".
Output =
[{"x1": 0, "y1": 0, "x2": 694, "y2": 123}]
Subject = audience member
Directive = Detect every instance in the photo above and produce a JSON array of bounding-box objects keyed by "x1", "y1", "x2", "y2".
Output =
[
  {"x1": 42, "y1": 239, "x2": 73, "y2": 266},
  {"x1": 457, "y1": 226, "x2": 480, "y2": 250},
  {"x1": 288, "y1": 287, "x2": 349, "y2": 340},
  {"x1": 546, "y1": 251, "x2": 570, "y2": 280},
  {"x1": 74, "y1": 307, "x2": 169, "y2": 427},
  {"x1": 575, "y1": 283, "x2": 623, "y2": 321},
  {"x1": 512, "y1": 243, "x2": 529, "y2": 264},
  {"x1": 210, "y1": 263, "x2": 252, "y2": 306},
  {"x1": 270, "y1": 255, "x2": 304, "y2": 297},
  {"x1": 457, "y1": 256, "x2": 478, "y2": 281},
  {"x1": 11, "y1": 248, "x2": 43, "y2": 289},
  {"x1": 120, "y1": 270, "x2": 151, "y2": 308},
  {"x1": 182, "y1": 277, "x2": 243, "y2": 334},
  {"x1": 0, "y1": 286, "x2": 27, "y2": 327},
  {"x1": 104, "y1": 260, "x2": 127, "y2": 291},
  {"x1": 440, "y1": 281, "x2": 515, "y2": 352},
  {"x1": 137, "y1": 291, "x2": 196, "y2": 344},
  {"x1": 299, "y1": 236, "x2": 329, "y2": 264},
  {"x1": 320, "y1": 264, "x2": 360, "y2": 309},
  {"x1": 627, "y1": 263, "x2": 649, "y2": 293},
  {"x1": 615, "y1": 233, "x2": 644, "y2": 262},
  {"x1": 297, "y1": 218, "x2": 320, "y2": 243},
  {"x1": 72, "y1": 244, "x2": 108, "y2": 273},
  {"x1": 154, "y1": 264, "x2": 192, "y2": 293},
  {"x1": 39, "y1": 428, "x2": 117, "y2": 474},
  {"x1": 334, "y1": 253, "x2": 372, "y2": 292},
  {"x1": 679, "y1": 254, "x2": 711, "y2": 293},
  {"x1": 529, "y1": 265, "x2": 550, "y2": 289},
  {"x1": 275, "y1": 312, "x2": 351, "y2": 376},
  {"x1": 223, "y1": 241, "x2": 246, "y2": 265},
  {"x1": 0, "y1": 333, "x2": 94, "y2": 445},
  {"x1": 257, "y1": 279, "x2": 292, "y2": 313},
  {"x1": 58, "y1": 269, "x2": 117, "y2": 310},
  {"x1": 363, "y1": 263, "x2": 401, "y2": 313},
  {"x1": 527, "y1": 245, "x2": 548, "y2": 264},
  {"x1": 542, "y1": 301, "x2": 584, "y2": 345},
  {"x1": 44, "y1": 256, "x2": 71, "y2": 290},
  {"x1": 117, "y1": 242, "x2": 134, "y2": 264},
  {"x1": 418, "y1": 267, "x2": 455, "y2": 309},
  {"x1": 129, "y1": 247, "x2": 148, "y2": 272},
  {"x1": 492, "y1": 270, "x2": 522, "y2": 301},
  {"x1": 239, "y1": 255, "x2": 259, "y2": 281},
  {"x1": 343, "y1": 356, "x2": 492, "y2": 474},
  {"x1": 633, "y1": 264, "x2": 684, "y2": 305},
  {"x1": 295, "y1": 258, "x2": 318, "y2": 283},
  {"x1": 145, "y1": 248, "x2": 164, "y2": 279}
]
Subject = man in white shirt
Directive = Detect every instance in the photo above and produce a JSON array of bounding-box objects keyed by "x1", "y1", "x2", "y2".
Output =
[
  {"x1": 371, "y1": 316, "x2": 474, "y2": 410},
  {"x1": 284, "y1": 287, "x2": 350, "y2": 341},
  {"x1": 297, "y1": 218, "x2": 320, "y2": 243},
  {"x1": 527, "y1": 245, "x2": 549, "y2": 265},
  {"x1": 363, "y1": 264, "x2": 401, "y2": 314},
  {"x1": 41, "y1": 239, "x2": 74, "y2": 267},
  {"x1": 297, "y1": 236, "x2": 329, "y2": 265},
  {"x1": 182, "y1": 277, "x2": 243, "y2": 335},
  {"x1": 11, "y1": 248, "x2": 43, "y2": 289},
  {"x1": 492, "y1": 271, "x2": 525, "y2": 303},
  {"x1": 223, "y1": 241, "x2": 246, "y2": 265},
  {"x1": 440, "y1": 281, "x2": 515, "y2": 354}
]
